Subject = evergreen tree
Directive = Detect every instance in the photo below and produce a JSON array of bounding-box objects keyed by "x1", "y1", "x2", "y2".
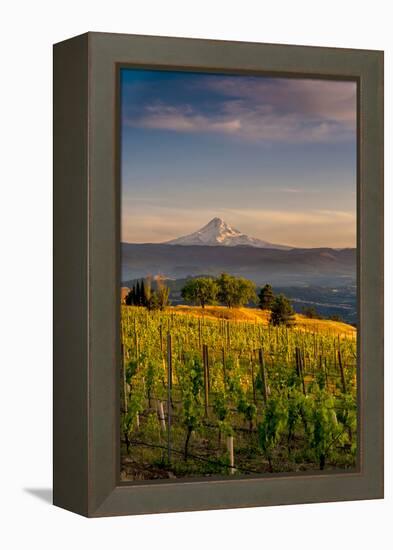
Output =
[
  {"x1": 125, "y1": 289, "x2": 134, "y2": 306},
  {"x1": 140, "y1": 279, "x2": 146, "y2": 307},
  {"x1": 135, "y1": 281, "x2": 141, "y2": 306},
  {"x1": 259, "y1": 284, "x2": 274, "y2": 310},
  {"x1": 270, "y1": 294, "x2": 295, "y2": 326}
]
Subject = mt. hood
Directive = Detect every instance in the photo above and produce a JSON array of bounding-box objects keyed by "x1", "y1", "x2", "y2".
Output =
[{"x1": 165, "y1": 217, "x2": 292, "y2": 250}]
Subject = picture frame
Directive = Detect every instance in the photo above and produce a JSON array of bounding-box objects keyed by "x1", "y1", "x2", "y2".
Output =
[{"x1": 53, "y1": 32, "x2": 383, "y2": 517}]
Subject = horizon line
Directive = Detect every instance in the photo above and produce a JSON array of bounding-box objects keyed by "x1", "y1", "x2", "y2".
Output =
[{"x1": 120, "y1": 240, "x2": 356, "y2": 250}]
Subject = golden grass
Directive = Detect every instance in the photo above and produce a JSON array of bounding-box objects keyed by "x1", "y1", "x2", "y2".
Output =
[{"x1": 167, "y1": 305, "x2": 356, "y2": 337}]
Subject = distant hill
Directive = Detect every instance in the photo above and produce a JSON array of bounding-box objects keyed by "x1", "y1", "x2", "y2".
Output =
[{"x1": 121, "y1": 242, "x2": 356, "y2": 287}]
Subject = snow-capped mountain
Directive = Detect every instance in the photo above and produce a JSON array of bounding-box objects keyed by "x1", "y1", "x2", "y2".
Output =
[{"x1": 165, "y1": 217, "x2": 292, "y2": 250}]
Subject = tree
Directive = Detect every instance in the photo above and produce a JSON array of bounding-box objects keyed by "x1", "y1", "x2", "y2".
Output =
[
  {"x1": 217, "y1": 273, "x2": 235, "y2": 308},
  {"x1": 143, "y1": 276, "x2": 153, "y2": 310},
  {"x1": 259, "y1": 284, "x2": 274, "y2": 310},
  {"x1": 125, "y1": 288, "x2": 134, "y2": 306},
  {"x1": 181, "y1": 277, "x2": 218, "y2": 308},
  {"x1": 328, "y1": 314, "x2": 344, "y2": 323},
  {"x1": 156, "y1": 277, "x2": 170, "y2": 311},
  {"x1": 270, "y1": 294, "x2": 295, "y2": 326},
  {"x1": 140, "y1": 279, "x2": 146, "y2": 307},
  {"x1": 217, "y1": 273, "x2": 257, "y2": 308},
  {"x1": 301, "y1": 306, "x2": 322, "y2": 319},
  {"x1": 135, "y1": 281, "x2": 141, "y2": 305}
]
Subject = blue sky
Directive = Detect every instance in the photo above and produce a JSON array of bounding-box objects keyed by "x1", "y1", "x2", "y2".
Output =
[{"x1": 120, "y1": 69, "x2": 356, "y2": 248}]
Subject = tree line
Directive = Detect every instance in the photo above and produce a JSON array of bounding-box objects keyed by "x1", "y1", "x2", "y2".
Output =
[
  {"x1": 182, "y1": 276, "x2": 295, "y2": 326},
  {"x1": 124, "y1": 274, "x2": 319, "y2": 326},
  {"x1": 125, "y1": 276, "x2": 170, "y2": 311},
  {"x1": 181, "y1": 273, "x2": 256, "y2": 309}
]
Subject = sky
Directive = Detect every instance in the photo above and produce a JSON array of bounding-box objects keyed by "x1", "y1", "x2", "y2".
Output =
[{"x1": 120, "y1": 69, "x2": 357, "y2": 248}]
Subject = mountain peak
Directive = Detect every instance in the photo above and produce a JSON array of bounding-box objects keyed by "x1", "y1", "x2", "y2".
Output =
[
  {"x1": 209, "y1": 216, "x2": 224, "y2": 224},
  {"x1": 206, "y1": 216, "x2": 225, "y2": 226},
  {"x1": 165, "y1": 218, "x2": 292, "y2": 250}
]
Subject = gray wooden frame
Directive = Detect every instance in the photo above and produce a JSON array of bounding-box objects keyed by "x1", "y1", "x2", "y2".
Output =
[{"x1": 53, "y1": 32, "x2": 384, "y2": 517}]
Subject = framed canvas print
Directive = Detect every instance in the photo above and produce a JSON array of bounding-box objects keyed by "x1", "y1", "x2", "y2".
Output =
[{"x1": 53, "y1": 32, "x2": 384, "y2": 517}]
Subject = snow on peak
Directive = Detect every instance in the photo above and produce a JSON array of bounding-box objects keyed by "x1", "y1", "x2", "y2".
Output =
[{"x1": 164, "y1": 218, "x2": 292, "y2": 249}]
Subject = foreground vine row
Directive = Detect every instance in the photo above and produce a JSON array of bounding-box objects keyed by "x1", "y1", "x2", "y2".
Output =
[{"x1": 120, "y1": 306, "x2": 357, "y2": 480}]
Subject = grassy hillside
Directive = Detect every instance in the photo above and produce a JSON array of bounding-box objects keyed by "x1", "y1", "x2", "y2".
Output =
[{"x1": 167, "y1": 305, "x2": 356, "y2": 337}]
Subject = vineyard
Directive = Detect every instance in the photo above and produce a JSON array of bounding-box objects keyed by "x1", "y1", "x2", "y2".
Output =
[{"x1": 120, "y1": 305, "x2": 357, "y2": 481}]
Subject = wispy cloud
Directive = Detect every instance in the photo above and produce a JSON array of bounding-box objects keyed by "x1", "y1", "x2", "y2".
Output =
[
  {"x1": 134, "y1": 104, "x2": 241, "y2": 134},
  {"x1": 124, "y1": 76, "x2": 356, "y2": 144},
  {"x1": 219, "y1": 208, "x2": 355, "y2": 227},
  {"x1": 202, "y1": 77, "x2": 356, "y2": 125},
  {"x1": 280, "y1": 187, "x2": 306, "y2": 194}
]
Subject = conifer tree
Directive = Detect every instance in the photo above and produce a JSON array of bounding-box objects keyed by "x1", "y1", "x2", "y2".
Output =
[
  {"x1": 140, "y1": 279, "x2": 146, "y2": 307},
  {"x1": 125, "y1": 289, "x2": 133, "y2": 306},
  {"x1": 259, "y1": 284, "x2": 274, "y2": 310},
  {"x1": 270, "y1": 294, "x2": 295, "y2": 326}
]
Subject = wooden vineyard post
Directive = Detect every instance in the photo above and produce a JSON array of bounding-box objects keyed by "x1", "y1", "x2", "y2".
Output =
[
  {"x1": 333, "y1": 338, "x2": 337, "y2": 370},
  {"x1": 198, "y1": 318, "x2": 202, "y2": 349},
  {"x1": 324, "y1": 357, "x2": 329, "y2": 389},
  {"x1": 300, "y1": 350, "x2": 306, "y2": 395},
  {"x1": 206, "y1": 344, "x2": 210, "y2": 390},
  {"x1": 319, "y1": 355, "x2": 325, "y2": 386},
  {"x1": 302, "y1": 344, "x2": 306, "y2": 376},
  {"x1": 203, "y1": 344, "x2": 209, "y2": 416},
  {"x1": 157, "y1": 401, "x2": 166, "y2": 431},
  {"x1": 167, "y1": 333, "x2": 172, "y2": 463},
  {"x1": 258, "y1": 348, "x2": 268, "y2": 403},
  {"x1": 222, "y1": 347, "x2": 226, "y2": 389},
  {"x1": 226, "y1": 435, "x2": 235, "y2": 474},
  {"x1": 295, "y1": 346, "x2": 301, "y2": 377},
  {"x1": 121, "y1": 343, "x2": 128, "y2": 413},
  {"x1": 251, "y1": 352, "x2": 256, "y2": 404},
  {"x1": 295, "y1": 347, "x2": 306, "y2": 395},
  {"x1": 159, "y1": 324, "x2": 163, "y2": 352},
  {"x1": 337, "y1": 349, "x2": 347, "y2": 393}
]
